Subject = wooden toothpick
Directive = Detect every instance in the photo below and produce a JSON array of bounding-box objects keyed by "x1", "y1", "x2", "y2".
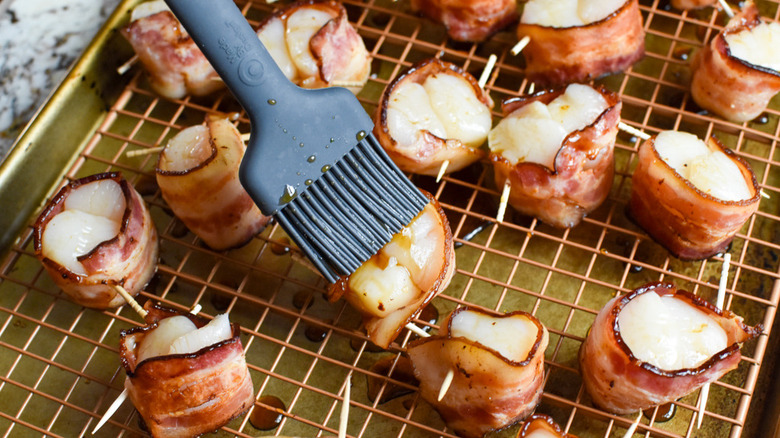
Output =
[
  {"x1": 617, "y1": 122, "x2": 651, "y2": 141},
  {"x1": 240, "y1": 133, "x2": 252, "y2": 142},
  {"x1": 511, "y1": 36, "x2": 531, "y2": 56},
  {"x1": 496, "y1": 180, "x2": 511, "y2": 223},
  {"x1": 338, "y1": 376, "x2": 351, "y2": 438},
  {"x1": 437, "y1": 369, "x2": 455, "y2": 401},
  {"x1": 436, "y1": 160, "x2": 450, "y2": 183},
  {"x1": 117, "y1": 55, "x2": 138, "y2": 75},
  {"x1": 622, "y1": 410, "x2": 643, "y2": 437},
  {"x1": 404, "y1": 323, "x2": 430, "y2": 339},
  {"x1": 330, "y1": 80, "x2": 367, "y2": 89},
  {"x1": 527, "y1": 82, "x2": 535, "y2": 94},
  {"x1": 697, "y1": 252, "x2": 731, "y2": 428},
  {"x1": 113, "y1": 285, "x2": 147, "y2": 318},
  {"x1": 478, "y1": 54, "x2": 498, "y2": 89},
  {"x1": 718, "y1": 0, "x2": 735, "y2": 17},
  {"x1": 126, "y1": 146, "x2": 164, "y2": 158}
]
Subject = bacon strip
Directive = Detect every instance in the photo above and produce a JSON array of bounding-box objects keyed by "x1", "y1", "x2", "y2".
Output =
[
  {"x1": 489, "y1": 86, "x2": 620, "y2": 228},
  {"x1": 690, "y1": 1, "x2": 780, "y2": 122},
  {"x1": 518, "y1": 414, "x2": 578, "y2": 438},
  {"x1": 579, "y1": 282, "x2": 762, "y2": 415},
  {"x1": 327, "y1": 192, "x2": 454, "y2": 348},
  {"x1": 409, "y1": 0, "x2": 518, "y2": 42},
  {"x1": 629, "y1": 135, "x2": 759, "y2": 260},
  {"x1": 121, "y1": 11, "x2": 223, "y2": 100},
  {"x1": 33, "y1": 172, "x2": 158, "y2": 309},
  {"x1": 517, "y1": 0, "x2": 644, "y2": 85},
  {"x1": 407, "y1": 308, "x2": 548, "y2": 438},
  {"x1": 156, "y1": 115, "x2": 271, "y2": 251},
  {"x1": 373, "y1": 58, "x2": 492, "y2": 176},
  {"x1": 120, "y1": 303, "x2": 254, "y2": 438}
]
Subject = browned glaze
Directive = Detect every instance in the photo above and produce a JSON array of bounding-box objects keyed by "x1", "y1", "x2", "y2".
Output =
[
  {"x1": 305, "y1": 324, "x2": 329, "y2": 342},
  {"x1": 250, "y1": 395, "x2": 286, "y2": 430},
  {"x1": 293, "y1": 291, "x2": 314, "y2": 310},
  {"x1": 367, "y1": 356, "x2": 419, "y2": 404},
  {"x1": 644, "y1": 402, "x2": 676, "y2": 422}
]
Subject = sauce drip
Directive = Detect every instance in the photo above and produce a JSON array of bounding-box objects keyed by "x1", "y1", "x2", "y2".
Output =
[
  {"x1": 270, "y1": 237, "x2": 292, "y2": 255},
  {"x1": 250, "y1": 395, "x2": 286, "y2": 430},
  {"x1": 305, "y1": 324, "x2": 328, "y2": 342},
  {"x1": 367, "y1": 356, "x2": 419, "y2": 404},
  {"x1": 292, "y1": 291, "x2": 314, "y2": 310},
  {"x1": 644, "y1": 402, "x2": 676, "y2": 422}
]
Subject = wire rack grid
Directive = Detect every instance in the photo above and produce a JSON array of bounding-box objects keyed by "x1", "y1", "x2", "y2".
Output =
[{"x1": 0, "y1": 0, "x2": 779, "y2": 437}]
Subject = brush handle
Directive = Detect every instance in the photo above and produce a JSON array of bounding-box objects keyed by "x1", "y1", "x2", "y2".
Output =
[{"x1": 163, "y1": 0, "x2": 291, "y2": 122}]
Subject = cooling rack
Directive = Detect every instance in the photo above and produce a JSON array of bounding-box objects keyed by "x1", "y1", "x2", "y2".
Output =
[{"x1": 0, "y1": 0, "x2": 778, "y2": 437}]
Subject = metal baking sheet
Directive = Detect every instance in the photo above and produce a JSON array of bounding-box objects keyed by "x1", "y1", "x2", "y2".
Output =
[{"x1": 0, "y1": 0, "x2": 778, "y2": 437}]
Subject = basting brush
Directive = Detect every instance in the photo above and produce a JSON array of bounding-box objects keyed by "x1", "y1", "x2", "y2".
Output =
[{"x1": 163, "y1": 0, "x2": 428, "y2": 283}]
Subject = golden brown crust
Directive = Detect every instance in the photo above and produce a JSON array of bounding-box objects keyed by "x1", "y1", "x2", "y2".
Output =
[{"x1": 518, "y1": 414, "x2": 578, "y2": 438}]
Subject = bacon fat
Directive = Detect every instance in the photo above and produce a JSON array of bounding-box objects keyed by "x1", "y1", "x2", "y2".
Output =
[
  {"x1": 120, "y1": 302, "x2": 254, "y2": 438},
  {"x1": 410, "y1": 0, "x2": 518, "y2": 42},
  {"x1": 579, "y1": 282, "x2": 762, "y2": 414},
  {"x1": 33, "y1": 172, "x2": 158, "y2": 309},
  {"x1": 407, "y1": 307, "x2": 548, "y2": 438},
  {"x1": 517, "y1": 0, "x2": 645, "y2": 85},
  {"x1": 327, "y1": 191, "x2": 454, "y2": 348},
  {"x1": 373, "y1": 58, "x2": 492, "y2": 176},
  {"x1": 518, "y1": 414, "x2": 578, "y2": 438},
  {"x1": 690, "y1": 1, "x2": 780, "y2": 122},
  {"x1": 629, "y1": 135, "x2": 759, "y2": 260},
  {"x1": 156, "y1": 115, "x2": 271, "y2": 251},
  {"x1": 121, "y1": 10, "x2": 224, "y2": 100},
  {"x1": 489, "y1": 85, "x2": 620, "y2": 228}
]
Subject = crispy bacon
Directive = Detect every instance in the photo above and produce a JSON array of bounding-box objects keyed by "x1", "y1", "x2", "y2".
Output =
[
  {"x1": 518, "y1": 414, "x2": 578, "y2": 438},
  {"x1": 156, "y1": 115, "x2": 271, "y2": 251},
  {"x1": 373, "y1": 58, "x2": 493, "y2": 176},
  {"x1": 690, "y1": 1, "x2": 780, "y2": 122},
  {"x1": 579, "y1": 282, "x2": 762, "y2": 414},
  {"x1": 327, "y1": 192, "x2": 454, "y2": 348},
  {"x1": 33, "y1": 172, "x2": 158, "y2": 309},
  {"x1": 488, "y1": 85, "x2": 620, "y2": 228},
  {"x1": 256, "y1": 0, "x2": 371, "y2": 93},
  {"x1": 517, "y1": 0, "x2": 645, "y2": 85},
  {"x1": 120, "y1": 9, "x2": 223, "y2": 100},
  {"x1": 120, "y1": 302, "x2": 254, "y2": 438},
  {"x1": 407, "y1": 307, "x2": 548, "y2": 438},
  {"x1": 629, "y1": 134, "x2": 759, "y2": 260},
  {"x1": 409, "y1": 0, "x2": 518, "y2": 42}
]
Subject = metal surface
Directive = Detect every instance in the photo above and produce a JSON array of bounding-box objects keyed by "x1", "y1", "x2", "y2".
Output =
[{"x1": 1, "y1": 0, "x2": 779, "y2": 437}]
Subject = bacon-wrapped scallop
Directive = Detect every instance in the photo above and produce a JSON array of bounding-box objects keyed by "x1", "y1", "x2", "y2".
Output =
[
  {"x1": 256, "y1": 0, "x2": 371, "y2": 93},
  {"x1": 156, "y1": 115, "x2": 271, "y2": 251},
  {"x1": 407, "y1": 307, "x2": 548, "y2": 438},
  {"x1": 690, "y1": 1, "x2": 780, "y2": 122},
  {"x1": 409, "y1": 0, "x2": 518, "y2": 42},
  {"x1": 373, "y1": 58, "x2": 493, "y2": 176},
  {"x1": 33, "y1": 172, "x2": 158, "y2": 309},
  {"x1": 518, "y1": 414, "x2": 578, "y2": 438},
  {"x1": 517, "y1": 0, "x2": 645, "y2": 86},
  {"x1": 579, "y1": 282, "x2": 762, "y2": 414},
  {"x1": 120, "y1": 302, "x2": 254, "y2": 438},
  {"x1": 488, "y1": 83, "x2": 620, "y2": 228},
  {"x1": 629, "y1": 131, "x2": 760, "y2": 260},
  {"x1": 120, "y1": 0, "x2": 224, "y2": 100},
  {"x1": 327, "y1": 192, "x2": 454, "y2": 348}
]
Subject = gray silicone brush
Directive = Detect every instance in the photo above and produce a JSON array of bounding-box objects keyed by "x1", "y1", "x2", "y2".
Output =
[{"x1": 163, "y1": 0, "x2": 427, "y2": 283}]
